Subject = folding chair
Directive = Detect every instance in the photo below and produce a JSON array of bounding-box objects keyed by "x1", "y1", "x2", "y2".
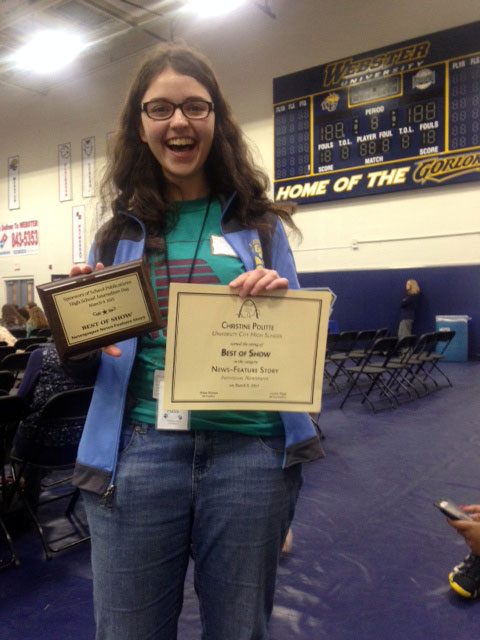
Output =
[
  {"x1": 24, "y1": 343, "x2": 44, "y2": 353},
  {"x1": 402, "y1": 332, "x2": 440, "y2": 394},
  {"x1": 328, "y1": 331, "x2": 359, "y2": 386},
  {"x1": 8, "y1": 328, "x2": 26, "y2": 339},
  {"x1": 0, "y1": 395, "x2": 28, "y2": 569},
  {"x1": 424, "y1": 330, "x2": 456, "y2": 387},
  {"x1": 382, "y1": 335, "x2": 420, "y2": 402},
  {"x1": 9, "y1": 386, "x2": 94, "y2": 560},
  {"x1": 339, "y1": 336, "x2": 400, "y2": 411},
  {"x1": 0, "y1": 371, "x2": 15, "y2": 393},
  {"x1": 14, "y1": 336, "x2": 48, "y2": 351},
  {"x1": 349, "y1": 329, "x2": 379, "y2": 363},
  {"x1": 0, "y1": 346, "x2": 15, "y2": 362},
  {"x1": 29, "y1": 328, "x2": 51, "y2": 337},
  {"x1": 324, "y1": 332, "x2": 340, "y2": 392},
  {"x1": 1, "y1": 352, "x2": 31, "y2": 384}
]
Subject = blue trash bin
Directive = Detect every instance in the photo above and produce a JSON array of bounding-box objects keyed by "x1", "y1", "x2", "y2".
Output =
[{"x1": 435, "y1": 315, "x2": 470, "y2": 361}]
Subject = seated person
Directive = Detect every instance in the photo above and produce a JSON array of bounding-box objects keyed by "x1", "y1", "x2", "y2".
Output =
[
  {"x1": 12, "y1": 342, "x2": 91, "y2": 466},
  {"x1": 18, "y1": 307, "x2": 30, "y2": 322},
  {"x1": 25, "y1": 305, "x2": 49, "y2": 337},
  {"x1": 447, "y1": 505, "x2": 480, "y2": 598},
  {"x1": 0, "y1": 325, "x2": 17, "y2": 347},
  {"x1": 1, "y1": 303, "x2": 26, "y2": 330}
]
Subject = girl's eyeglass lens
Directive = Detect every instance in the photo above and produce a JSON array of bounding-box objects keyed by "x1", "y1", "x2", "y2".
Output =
[{"x1": 142, "y1": 100, "x2": 214, "y2": 120}]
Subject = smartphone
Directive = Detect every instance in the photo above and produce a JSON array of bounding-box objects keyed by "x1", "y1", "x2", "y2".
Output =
[{"x1": 434, "y1": 500, "x2": 473, "y2": 521}]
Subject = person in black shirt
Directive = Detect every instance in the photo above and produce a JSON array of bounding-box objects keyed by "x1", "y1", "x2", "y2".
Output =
[{"x1": 398, "y1": 279, "x2": 420, "y2": 338}]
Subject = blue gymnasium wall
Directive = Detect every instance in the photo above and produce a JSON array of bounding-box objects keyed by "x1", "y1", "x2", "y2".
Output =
[{"x1": 298, "y1": 264, "x2": 480, "y2": 358}]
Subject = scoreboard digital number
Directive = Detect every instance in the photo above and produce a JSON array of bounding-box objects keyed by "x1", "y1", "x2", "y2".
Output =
[{"x1": 273, "y1": 22, "x2": 480, "y2": 204}]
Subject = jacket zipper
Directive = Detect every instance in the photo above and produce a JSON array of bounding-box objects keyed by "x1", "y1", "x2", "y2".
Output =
[{"x1": 101, "y1": 484, "x2": 115, "y2": 505}]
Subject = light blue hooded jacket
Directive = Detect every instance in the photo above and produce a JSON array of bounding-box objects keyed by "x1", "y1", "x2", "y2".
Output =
[{"x1": 71, "y1": 196, "x2": 324, "y2": 497}]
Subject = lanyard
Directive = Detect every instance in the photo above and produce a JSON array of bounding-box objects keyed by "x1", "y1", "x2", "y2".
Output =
[
  {"x1": 153, "y1": 195, "x2": 212, "y2": 331},
  {"x1": 164, "y1": 194, "x2": 212, "y2": 286}
]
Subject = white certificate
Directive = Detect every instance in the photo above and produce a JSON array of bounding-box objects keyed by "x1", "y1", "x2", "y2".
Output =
[{"x1": 163, "y1": 283, "x2": 331, "y2": 412}]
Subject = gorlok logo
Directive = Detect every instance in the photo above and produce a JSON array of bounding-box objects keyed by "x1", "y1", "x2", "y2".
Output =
[{"x1": 412, "y1": 153, "x2": 480, "y2": 184}]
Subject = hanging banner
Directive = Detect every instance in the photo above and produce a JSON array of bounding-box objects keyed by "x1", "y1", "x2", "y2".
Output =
[
  {"x1": 8, "y1": 156, "x2": 20, "y2": 210},
  {"x1": 72, "y1": 205, "x2": 85, "y2": 263},
  {"x1": 58, "y1": 142, "x2": 72, "y2": 202},
  {"x1": 0, "y1": 219, "x2": 39, "y2": 257},
  {"x1": 82, "y1": 136, "x2": 95, "y2": 197}
]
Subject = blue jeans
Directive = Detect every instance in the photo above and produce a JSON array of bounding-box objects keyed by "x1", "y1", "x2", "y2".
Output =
[{"x1": 82, "y1": 422, "x2": 303, "y2": 640}]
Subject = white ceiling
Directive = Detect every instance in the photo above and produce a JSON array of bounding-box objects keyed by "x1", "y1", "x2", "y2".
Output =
[
  {"x1": 1, "y1": 0, "x2": 480, "y2": 136},
  {"x1": 0, "y1": 0, "x2": 275, "y2": 95}
]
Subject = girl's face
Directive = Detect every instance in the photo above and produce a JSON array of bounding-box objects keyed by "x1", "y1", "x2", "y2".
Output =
[{"x1": 139, "y1": 68, "x2": 215, "y2": 200}]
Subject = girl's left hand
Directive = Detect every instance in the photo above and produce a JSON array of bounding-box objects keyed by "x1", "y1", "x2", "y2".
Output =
[{"x1": 229, "y1": 269, "x2": 288, "y2": 298}]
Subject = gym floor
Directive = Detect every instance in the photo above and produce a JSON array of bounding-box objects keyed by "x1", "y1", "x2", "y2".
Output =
[{"x1": 1, "y1": 361, "x2": 479, "y2": 639}]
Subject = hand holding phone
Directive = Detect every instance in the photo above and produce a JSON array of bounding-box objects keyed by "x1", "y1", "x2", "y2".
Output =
[{"x1": 434, "y1": 500, "x2": 473, "y2": 521}]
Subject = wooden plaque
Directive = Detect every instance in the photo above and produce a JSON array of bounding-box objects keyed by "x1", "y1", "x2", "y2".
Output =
[{"x1": 37, "y1": 259, "x2": 162, "y2": 358}]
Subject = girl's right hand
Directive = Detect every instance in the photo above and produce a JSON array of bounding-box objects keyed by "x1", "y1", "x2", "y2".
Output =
[
  {"x1": 69, "y1": 262, "x2": 103, "y2": 278},
  {"x1": 68, "y1": 262, "x2": 122, "y2": 358}
]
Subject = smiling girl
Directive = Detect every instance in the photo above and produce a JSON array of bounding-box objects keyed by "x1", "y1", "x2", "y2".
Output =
[{"x1": 68, "y1": 44, "x2": 324, "y2": 640}]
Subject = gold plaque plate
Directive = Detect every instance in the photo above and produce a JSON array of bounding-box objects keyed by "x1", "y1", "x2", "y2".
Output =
[{"x1": 37, "y1": 259, "x2": 162, "y2": 358}]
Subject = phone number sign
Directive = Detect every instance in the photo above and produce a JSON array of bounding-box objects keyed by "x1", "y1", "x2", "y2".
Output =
[{"x1": 0, "y1": 219, "x2": 39, "y2": 257}]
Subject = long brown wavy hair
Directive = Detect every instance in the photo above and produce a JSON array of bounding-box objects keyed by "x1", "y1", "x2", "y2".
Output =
[
  {"x1": 28, "y1": 305, "x2": 49, "y2": 330},
  {"x1": 1, "y1": 303, "x2": 26, "y2": 328},
  {"x1": 99, "y1": 43, "x2": 295, "y2": 251}
]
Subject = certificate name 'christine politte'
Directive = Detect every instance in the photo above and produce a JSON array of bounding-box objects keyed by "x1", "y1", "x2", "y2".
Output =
[{"x1": 163, "y1": 284, "x2": 332, "y2": 412}]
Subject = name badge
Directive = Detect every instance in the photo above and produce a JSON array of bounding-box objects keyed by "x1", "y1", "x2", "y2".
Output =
[
  {"x1": 153, "y1": 370, "x2": 190, "y2": 431},
  {"x1": 210, "y1": 235, "x2": 238, "y2": 258}
]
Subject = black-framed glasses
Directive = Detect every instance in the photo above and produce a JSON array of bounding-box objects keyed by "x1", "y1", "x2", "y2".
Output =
[{"x1": 141, "y1": 99, "x2": 214, "y2": 121}]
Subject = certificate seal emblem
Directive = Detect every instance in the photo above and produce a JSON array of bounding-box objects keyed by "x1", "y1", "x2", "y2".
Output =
[{"x1": 238, "y1": 299, "x2": 259, "y2": 319}]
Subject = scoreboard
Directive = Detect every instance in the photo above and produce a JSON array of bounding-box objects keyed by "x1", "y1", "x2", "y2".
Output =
[{"x1": 273, "y1": 21, "x2": 480, "y2": 204}]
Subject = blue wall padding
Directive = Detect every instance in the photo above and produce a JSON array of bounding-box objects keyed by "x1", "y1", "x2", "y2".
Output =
[{"x1": 298, "y1": 264, "x2": 480, "y2": 357}]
